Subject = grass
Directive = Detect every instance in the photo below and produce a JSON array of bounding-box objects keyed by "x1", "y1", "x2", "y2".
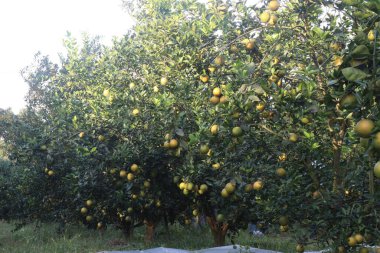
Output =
[{"x1": 0, "y1": 221, "x2": 317, "y2": 253}]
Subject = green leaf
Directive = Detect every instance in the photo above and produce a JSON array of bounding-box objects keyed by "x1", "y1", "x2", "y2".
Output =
[
  {"x1": 342, "y1": 67, "x2": 368, "y2": 81},
  {"x1": 351, "y1": 45, "x2": 370, "y2": 59}
]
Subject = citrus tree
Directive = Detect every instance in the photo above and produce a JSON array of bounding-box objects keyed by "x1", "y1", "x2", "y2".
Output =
[{"x1": 0, "y1": 0, "x2": 379, "y2": 251}]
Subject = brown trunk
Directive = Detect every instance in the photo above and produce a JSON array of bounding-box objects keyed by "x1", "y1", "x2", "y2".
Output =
[
  {"x1": 332, "y1": 120, "x2": 347, "y2": 192},
  {"x1": 206, "y1": 216, "x2": 229, "y2": 246},
  {"x1": 122, "y1": 225, "x2": 134, "y2": 240},
  {"x1": 144, "y1": 220, "x2": 156, "y2": 243}
]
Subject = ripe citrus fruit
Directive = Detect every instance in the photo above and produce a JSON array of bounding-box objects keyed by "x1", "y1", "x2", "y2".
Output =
[
  {"x1": 219, "y1": 96, "x2": 228, "y2": 104},
  {"x1": 80, "y1": 207, "x2": 88, "y2": 214},
  {"x1": 216, "y1": 214, "x2": 224, "y2": 222},
  {"x1": 276, "y1": 168, "x2": 286, "y2": 177},
  {"x1": 253, "y1": 180, "x2": 263, "y2": 190},
  {"x1": 347, "y1": 236, "x2": 357, "y2": 247},
  {"x1": 169, "y1": 139, "x2": 179, "y2": 148},
  {"x1": 120, "y1": 170, "x2": 127, "y2": 178},
  {"x1": 289, "y1": 133, "x2": 298, "y2": 142},
  {"x1": 225, "y1": 182, "x2": 235, "y2": 193},
  {"x1": 200, "y1": 74, "x2": 209, "y2": 83},
  {"x1": 131, "y1": 164, "x2": 139, "y2": 172},
  {"x1": 355, "y1": 119, "x2": 374, "y2": 137},
  {"x1": 374, "y1": 161, "x2": 380, "y2": 178},
  {"x1": 221, "y1": 188, "x2": 229, "y2": 198},
  {"x1": 210, "y1": 96, "x2": 220, "y2": 104},
  {"x1": 268, "y1": 0, "x2": 280, "y2": 11},
  {"x1": 232, "y1": 126, "x2": 243, "y2": 137},
  {"x1": 160, "y1": 77, "x2": 168, "y2": 85},
  {"x1": 210, "y1": 125, "x2": 219, "y2": 135},
  {"x1": 214, "y1": 56, "x2": 225, "y2": 66},
  {"x1": 127, "y1": 173, "x2": 134, "y2": 181},
  {"x1": 212, "y1": 163, "x2": 221, "y2": 170},
  {"x1": 296, "y1": 244, "x2": 304, "y2": 253},
  {"x1": 260, "y1": 11, "x2": 271, "y2": 23},
  {"x1": 213, "y1": 87, "x2": 222, "y2": 97},
  {"x1": 200, "y1": 145, "x2": 210, "y2": 154}
]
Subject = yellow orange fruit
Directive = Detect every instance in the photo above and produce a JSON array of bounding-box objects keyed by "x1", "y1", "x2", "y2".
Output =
[
  {"x1": 245, "y1": 39, "x2": 255, "y2": 50},
  {"x1": 276, "y1": 168, "x2": 286, "y2": 177},
  {"x1": 120, "y1": 170, "x2": 127, "y2": 178},
  {"x1": 160, "y1": 77, "x2": 168, "y2": 85},
  {"x1": 208, "y1": 66, "x2": 217, "y2": 73},
  {"x1": 253, "y1": 180, "x2": 263, "y2": 190},
  {"x1": 225, "y1": 182, "x2": 236, "y2": 193},
  {"x1": 347, "y1": 236, "x2": 357, "y2": 247},
  {"x1": 144, "y1": 181, "x2": 151, "y2": 188},
  {"x1": 213, "y1": 87, "x2": 222, "y2": 97},
  {"x1": 212, "y1": 163, "x2": 221, "y2": 170},
  {"x1": 103, "y1": 89, "x2": 110, "y2": 97},
  {"x1": 86, "y1": 200, "x2": 93, "y2": 207},
  {"x1": 200, "y1": 184, "x2": 208, "y2": 191},
  {"x1": 373, "y1": 132, "x2": 380, "y2": 150},
  {"x1": 268, "y1": 0, "x2": 280, "y2": 11},
  {"x1": 210, "y1": 96, "x2": 220, "y2": 104},
  {"x1": 169, "y1": 139, "x2": 179, "y2": 149},
  {"x1": 98, "y1": 135, "x2": 106, "y2": 142},
  {"x1": 132, "y1": 108, "x2": 140, "y2": 116},
  {"x1": 289, "y1": 133, "x2": 298, "y2": 143},
  {"x1": 355, "y1": 119, "x2": 375, "y2": 137},
  {"x1": 278, "y1": 153, "x2": 287, "y2": 161},
  {"x1": 200, "y1": 74, "x2": 209, "y2": 83},
  {"x1": 232, "y1": 126, "x2": 243, "y2": 137},
  {"x1": 221, "y1": 188, "x2": 229, "y2": 198},
  {"x1": 186, "y1": 182, "x2": 194, "y2": 191},
  {"x1": 296, "y1": 244, "x2": 304, "y2": 253},
  {"x1": 80, "y1": 207, "x2": 88, "y2": 214},
  {"x1": 256, "y1": 103, "x2": 265, "y2": 112},
  {"x1": 219, "y1": 96, "x2": 228, "y2": 104},
  {"x1": 354, "y1": 234, "x2": 364, "y2": 244},
  {"x1": 214, "y1": 56, "x2": 225, "y2": 66},
  {"x1": 268, "y1": 15, "x2": 278, "y2": 25},
  {"x1": 127, "y1": 173, "x2": 134, "y2": 181},
  {"x1": 179, "y1": 182, "x2": 186, "y2": 190},
  {"x1": 368, "y1": 30, "x2": 375, "y2": 41},
  {"x1": 374, "y1": 161, "x2": 380, "y2": 178},
  {"x1": 260, "y1": 11, "x2": 271, "y2": 23},
  {"x1": 131, "y1": 164, "x2": 139, "y2": 172},
  {"x1": 210, "y1": 125, "x2": 219, "y2": 135},
  {"x1": 200, "y1": 145, "x2": 210, "y2": 154}
]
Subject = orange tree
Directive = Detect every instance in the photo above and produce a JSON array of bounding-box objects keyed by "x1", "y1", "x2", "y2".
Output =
[
  {"x1": 4, "y1": 33, "x2": 190, "y2": 240},
  {"x1": 0, "y1": 0, "x2": 379, "y2": 250},
  {"x1": 120, "y1": 0, "x2": 380, "y2": 249}
]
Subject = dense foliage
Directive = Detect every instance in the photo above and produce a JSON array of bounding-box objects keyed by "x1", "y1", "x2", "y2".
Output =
[{"x1": 0, "y1": 0, "x2": 379, "y2": 251}]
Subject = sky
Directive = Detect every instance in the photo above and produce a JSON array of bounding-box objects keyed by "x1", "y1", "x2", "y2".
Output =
[
  {"x1": 0, "y1": 0, "x2": 134, "y2": 113},
  {"x1": 0, "y1": 0, "x2": 260, "y2": 114}
]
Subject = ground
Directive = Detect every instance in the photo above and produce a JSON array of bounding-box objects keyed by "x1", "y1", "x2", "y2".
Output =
[{"x1": 0, "y1": 221, "x2": 318, "y2": 253}]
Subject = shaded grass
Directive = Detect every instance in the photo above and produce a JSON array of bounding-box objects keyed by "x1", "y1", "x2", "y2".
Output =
[{"x1": 0, "y1": 221, "x2": 318, "y2": 253}]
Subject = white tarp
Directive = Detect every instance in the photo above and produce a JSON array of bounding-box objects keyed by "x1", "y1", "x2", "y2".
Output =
[{"x1": 97, "y1": 245, "x2": 322, "y2": 253}]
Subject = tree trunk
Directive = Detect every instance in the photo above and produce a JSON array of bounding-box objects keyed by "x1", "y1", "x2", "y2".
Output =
[
  {"x1": 122, "y1": 225, "x2": 134, "y2": 240},
  {"x1": 332, "y1": 120, "x2": 347, "y2": 192},
  {"x1": 163, "y1": 212, "x2": 170, "y2": 237},
  {"x1": 144, "y1": 220, "x2": 156, "y2": 243},
  {"x1": 206, "y1": 216, "x2": 229, "y2": 246}
]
